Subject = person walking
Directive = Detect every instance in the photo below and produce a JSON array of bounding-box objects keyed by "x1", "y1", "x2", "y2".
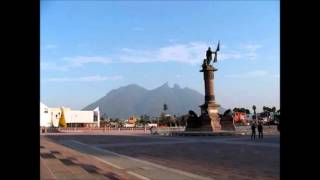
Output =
[
  {"x1": 258, "y1": 122, "x2": 263, "y2": 139},
  {"x1": 251, "y1": 122, "x2": 256, "y2": 140}
]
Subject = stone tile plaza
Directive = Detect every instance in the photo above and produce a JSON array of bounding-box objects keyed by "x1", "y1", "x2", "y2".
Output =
[{"x1": 41, "y1": 132, "x2": 279, "y2": 180}]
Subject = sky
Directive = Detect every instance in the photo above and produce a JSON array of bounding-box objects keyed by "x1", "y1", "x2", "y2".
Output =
[{"x1": 40, "y1": 1, "x2": 280, "y2": 112}]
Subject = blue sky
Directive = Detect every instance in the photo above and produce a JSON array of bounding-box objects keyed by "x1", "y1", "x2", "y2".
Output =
[{"x1": 41, "y1": 1, "x2": 280, "y2": 112}]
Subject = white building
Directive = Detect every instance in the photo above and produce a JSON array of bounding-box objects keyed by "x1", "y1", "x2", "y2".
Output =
[
  {"x1": 40, "y1": 102, "x2": 50, "y2": 127},
  {"x1": 40, "y1": 102, "x2": 100, "y2": 128}
]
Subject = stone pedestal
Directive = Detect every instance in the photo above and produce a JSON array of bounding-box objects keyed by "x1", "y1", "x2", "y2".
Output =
[
  {"x1": 199, "y1": 64, "x2": 222, "y2": 132},
  {"x1": 186, "y1": 59, "x2": 235, "y2": 132}
]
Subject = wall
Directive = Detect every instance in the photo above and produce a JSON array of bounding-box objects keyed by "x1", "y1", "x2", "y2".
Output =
[
  {"x1": 64, "y1": 111, "x2": 94, "y2": 123},
  {"x1": 40, "y1": 103, "x2": 50, "y2": 127}
]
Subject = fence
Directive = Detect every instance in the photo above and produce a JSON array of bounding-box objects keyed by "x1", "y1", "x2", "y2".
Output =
[
  {"x1": 40, "y1": 127, "x2": 150, "y2": 133},
  {"x1": 235, "y1": 125, "x2": 279, "y2": 135},
  {"x1": 150, "y1": 127, "x2": 186, "y2": 135}
]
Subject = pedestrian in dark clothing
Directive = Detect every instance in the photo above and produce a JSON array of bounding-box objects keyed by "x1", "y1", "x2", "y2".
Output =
[
  {"x1": 258, "y1": 123, "x2": 263, "y2": 139},
  {"x1": 251, "y1": 122, "x2": 256, "y2": 140}
]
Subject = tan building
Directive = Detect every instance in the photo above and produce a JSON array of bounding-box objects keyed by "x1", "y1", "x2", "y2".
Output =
[{"x1": 124, "y1": 116, "x2": 137, "y2": 127}]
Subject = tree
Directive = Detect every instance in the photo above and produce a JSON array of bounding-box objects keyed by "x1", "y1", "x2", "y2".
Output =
[
  {"x1": 138, "y1": 115, "x2": 147, "y2": 126},
  {"x1": 144, "y1": 115, "x2": 150, "y2": 123},
  {"x1": 58, "y1": 109, "x2": 67, "y2": 128},
  {"x1": 245, "y1": 109, "x2": 251, "y2": 114},
  {"x1": 252, "y1": 105, "x2": 257, "y2": 120},
  {"x1": 223, "y1": 109, "x2": 232, "y2": 116},
  {"x1": 163, "y1": 103, "x2": 168, "y2": 112},
  {"x1": 272, "y1": 106, "x2": 276, "y2": 113}
]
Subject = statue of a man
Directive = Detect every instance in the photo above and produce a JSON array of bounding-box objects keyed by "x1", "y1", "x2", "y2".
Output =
[
  {"x1": 205, "y1": 42, "x2": 220, "y2": 65},
  {"x1": 206, "y1": 47, "x2": 214, "y2": 65}
]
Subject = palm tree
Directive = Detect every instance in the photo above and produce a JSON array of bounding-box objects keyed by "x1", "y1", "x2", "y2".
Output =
[{"x1": 252, "y1": 105, "x2": 257, "y2": 120}]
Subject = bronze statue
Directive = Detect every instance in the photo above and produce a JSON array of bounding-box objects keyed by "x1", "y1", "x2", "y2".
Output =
[
  {"x1": 206, "y1": 47, "x2": 214, "y2": 64},
  {"x1": 205, "y1": 41, "x2": 220, "y2": 65}
]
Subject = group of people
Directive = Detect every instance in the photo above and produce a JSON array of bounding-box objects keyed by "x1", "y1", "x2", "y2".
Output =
[{"x1": 251, "y1": 122, "x2": 263, "y2": 140}]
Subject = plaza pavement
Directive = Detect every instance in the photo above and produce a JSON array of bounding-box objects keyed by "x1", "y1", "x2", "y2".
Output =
[{"x1": 41, "y1": 133, "x2": 279, "y2": 180}]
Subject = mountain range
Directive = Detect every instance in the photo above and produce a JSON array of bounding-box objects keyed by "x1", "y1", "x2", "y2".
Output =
[{"x1": 83, "y1": 83, "x2": 226, "y2": 119}]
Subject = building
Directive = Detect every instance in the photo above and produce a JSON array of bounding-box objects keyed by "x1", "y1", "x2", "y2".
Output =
[
  {"x1": 124, "y1": 116, "x2": 137, "y2": 127},
  {"x1": 40, "y1": 102, "x2": 100, "y2": 128},
  {"x1": 40, "y1": 102, "x2": 50, "y2": 127}
]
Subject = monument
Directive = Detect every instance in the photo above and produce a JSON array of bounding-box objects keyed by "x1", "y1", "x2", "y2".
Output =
[{"x1": 186, "y1": 41, "x2": 235, "y2": 132}]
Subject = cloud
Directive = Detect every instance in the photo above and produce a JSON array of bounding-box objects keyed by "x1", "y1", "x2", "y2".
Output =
[
  {"x1": 41, "y1": 56, "x2": 113, "y2": 71},
  {"x1": 41, "y1": 62, "x2": 69, "y2": 71},
  {"x1": 219, "y1": 44, "x2": 262, "y2": 61},
  {"x1": 240, "y1": 44, "x2": 262, "y2": 51},
  {"x1": 43, "y1": 44, "x2": 58, "y2": 49},
  {"x1": 116, "y1": 42, "x2": 262, "y2": 64},
  {"x1": 44, "y1": 75, "x2": 123, "y2": 82},
  {"x1": 116, "y1": 42, "x2": 210, "y2": 64},
  {"x1": 226, "y1": 70, "x2": 279, "y2": 78},
  {"x1": 132, "y1": 27, "x2": 144, "y2": 31},
  {"x1": 41, "y1": 42, "x2": 263, "y2": 72},
  {"x1": 62, "y1": 56, "x2": 113, "y2": 66}
]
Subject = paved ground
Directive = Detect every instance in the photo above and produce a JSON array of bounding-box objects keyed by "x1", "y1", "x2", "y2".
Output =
[
  {"x1": 42, "y1": 133, "x2": 279, "y2": 180},
  {"x1": 41, "y1": 137, "x2": 140, "y2": 180}
]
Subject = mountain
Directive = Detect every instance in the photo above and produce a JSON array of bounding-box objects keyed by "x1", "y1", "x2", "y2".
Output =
[{"x1": 83, "y1": 83, "x2": 226, "y2": 119}]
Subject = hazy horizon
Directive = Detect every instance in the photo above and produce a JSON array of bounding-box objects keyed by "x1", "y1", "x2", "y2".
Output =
[{"x1": 41, "y1": 82, "x2": 278, "y2": 113}]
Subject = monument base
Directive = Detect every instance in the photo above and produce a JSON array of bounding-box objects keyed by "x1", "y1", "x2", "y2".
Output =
[
  {"x1": 201, "y1": 102, "x2": 221, "y2": 132},
  {"x1": 185, "y1": 102, "x2": 222, "y2": 132},
  {"x1": 220, "y1": 116, "x2": 236, "y2": 131}
]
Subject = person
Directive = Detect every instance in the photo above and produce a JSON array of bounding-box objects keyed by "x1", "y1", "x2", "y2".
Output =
[
  {"x1": 258, "y1": 122, "x2": 263, "y2": 139},
  {"x1": 150, "y1": 126, "x2": 155, "y2": 134},
  {"x1": 251, "y1": 122, "x2": 256, "y2": 140}
]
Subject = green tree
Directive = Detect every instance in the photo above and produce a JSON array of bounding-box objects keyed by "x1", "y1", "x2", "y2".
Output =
[{"x1": 252, "y1": 105, "x2": 256, "y2": 114}]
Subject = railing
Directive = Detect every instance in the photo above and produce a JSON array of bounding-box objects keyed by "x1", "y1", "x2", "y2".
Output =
[
  {"x1": 40, "y1": 127, "x2": 151, "y2": 133},
  {"x1": 150, "y1": 127, "x2": 186, "y2": 135},
  {"x1": 235, "y1": 125, "x2": 279, "y2": 135}
]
